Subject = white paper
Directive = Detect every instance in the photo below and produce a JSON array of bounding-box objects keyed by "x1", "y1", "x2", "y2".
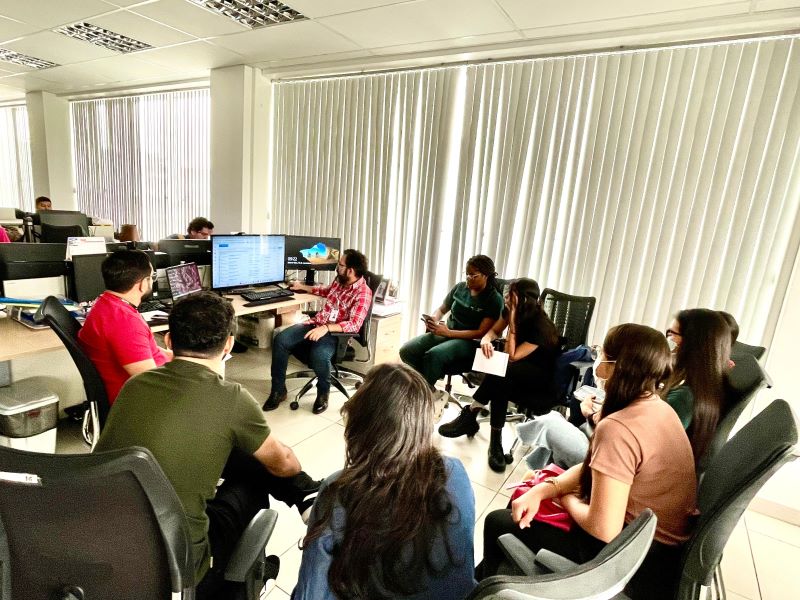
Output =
[
  {"x1": 66, "y1": 237, "x2": 108, "y2": 260},
  {"x1": 471, "y1": 348, "x2": 509, "y2": 377}
]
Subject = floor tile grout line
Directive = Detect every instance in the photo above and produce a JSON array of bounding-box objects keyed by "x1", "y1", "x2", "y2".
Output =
[{"x1": 743, "y1": 515, "x2": 764, "y2": 600}]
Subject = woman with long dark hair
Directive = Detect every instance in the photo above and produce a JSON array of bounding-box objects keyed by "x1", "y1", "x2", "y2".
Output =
[
  {"x1": 664, "y1": 308, "x2": 731, "y2": 462},
  {"x1": 400, "y1": 255, "x2": 503, "y2": 400},
  {"x1": 292, "y1": 363, "x2": 476, "y2": 600},
  {"x1": 438, "y1": 278, "x2": 559, "y2": 472},
  {"x1": 479, "y1": 324, "x2": 696, "y2": 600}
]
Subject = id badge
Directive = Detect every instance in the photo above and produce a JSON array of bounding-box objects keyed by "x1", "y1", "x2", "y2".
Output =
[{"x1": 328, "y1": 308, "x2": 339, "y2": 322}]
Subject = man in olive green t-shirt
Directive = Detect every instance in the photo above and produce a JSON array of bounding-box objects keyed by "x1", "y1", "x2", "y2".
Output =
[{"x1": 96, "y1": 292, "x2": 319, "y2": 598}]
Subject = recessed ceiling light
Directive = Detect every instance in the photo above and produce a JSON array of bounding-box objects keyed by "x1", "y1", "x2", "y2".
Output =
[
  {"x1": 0, "y1": 48, "x2": 58, "y2": 69},
  {"x1": 187, "y1": 0, "x2": 306, "y2": 29},
  {"x1": 55, "y1": 22, "x2": 153, "y2": 54}
]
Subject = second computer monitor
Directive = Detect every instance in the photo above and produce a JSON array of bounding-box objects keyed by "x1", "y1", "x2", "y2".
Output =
[
  {"x1": 284, "y1": 235, "x2": 342, "y2": 285},
  {"x1": 166, "y1": 262, "x2": 202, "y2": 300},
  {"x1": 211, "y1": 235, "x2": 285, "y2": 291}
]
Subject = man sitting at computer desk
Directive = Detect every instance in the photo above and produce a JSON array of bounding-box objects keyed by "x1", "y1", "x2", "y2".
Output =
[
  {"x1": 264, "y1": 249, "x2": 371, "y2": 415},
  {"x1": 78, "y1": 249, "x2": 172, "y2": 404}
]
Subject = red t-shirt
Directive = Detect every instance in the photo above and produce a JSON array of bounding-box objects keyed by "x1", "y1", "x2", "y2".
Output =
[{"x1": 78, "y1": 292, "x2": 168, "y2": 404}]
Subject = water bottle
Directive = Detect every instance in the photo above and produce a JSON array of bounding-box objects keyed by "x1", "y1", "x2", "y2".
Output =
[{"x1": 23, "y1": 215, "x2": 34, "y2": 242}]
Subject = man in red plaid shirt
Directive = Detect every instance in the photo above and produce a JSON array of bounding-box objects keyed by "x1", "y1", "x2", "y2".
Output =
[{"x1": 264, "y1": 249, "x2": 371, "y2": 414}]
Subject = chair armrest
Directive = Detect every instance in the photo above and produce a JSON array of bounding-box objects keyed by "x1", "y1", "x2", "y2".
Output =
[
  {"x1": 224, "y1": 509, "x2": 278, "y2": 582},
  {"x1": 533, "y1": 548, "x2": 580, "y2": 573},
  {"x1": 498, "y1": 533, "x2": 540, "y2": 576},
  {"x1": 331, "y1": 332, "x2": 357, "y2": 362}
]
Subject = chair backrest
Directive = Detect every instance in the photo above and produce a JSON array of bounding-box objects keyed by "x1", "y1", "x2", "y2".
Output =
[
  {"x1": 540, "y1": 288, "x2": 596, "y2": 351},
  {"x1": 730, "y1": 340, "x2": 766, "y2": 362},
  {"x1": 0, "y1": 445, "x2": 194, "y2": 600},
  {"x1": 699, "y1": 354, "x2": 771, "y2": 472},
  {"x1": 356, "y1": 271, "x2": 383, "y2": 348},
  {"x1": 678, "y1": 399, "x2": 797, "y2": 595},
  {"x1": 34, "y1": 296, "x2": 111, "y2": 425},
  {"x1": 468, "y1": 510, "x2": 657, "y2": 600}
]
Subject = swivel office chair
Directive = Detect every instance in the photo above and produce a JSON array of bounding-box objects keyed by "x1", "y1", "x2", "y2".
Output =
[
  {"x1": 34, "y1": 296, "x2": 109, "y2": 450},
  {"x1": 0, "y1": 445, "x2": 278, "y2": 600},
  {"x1": 674, "y1": 399, "x2": 796, "y2": 600},
  {"x1": 468, "y1": 510, "x2": 657, "y2": 600},
  {"x1": 286, "y1": 271, "x2": 383, "y2": 411}
]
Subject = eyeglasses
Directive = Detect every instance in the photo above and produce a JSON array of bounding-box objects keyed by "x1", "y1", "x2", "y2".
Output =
[
  {"x1": 465, "y1": 272, "x2": 485, "y2": 280},
  {"x1": 665, "y1": 329, "x2": 681, "y2": 337}
]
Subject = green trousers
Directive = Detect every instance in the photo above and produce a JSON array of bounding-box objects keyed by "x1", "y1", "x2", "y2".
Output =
[{"x1": 399, "y1": 333, "x2": 477, "y2": 387}]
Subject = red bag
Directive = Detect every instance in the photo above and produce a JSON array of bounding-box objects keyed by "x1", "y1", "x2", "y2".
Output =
[{"x1": 509, "y1": 464, "x2": 574, "y2": 532}]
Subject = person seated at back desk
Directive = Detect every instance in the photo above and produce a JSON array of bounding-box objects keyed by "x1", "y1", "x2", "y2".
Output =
[
  {"x1": 264, "y1": 249, "x2": 372, "y2": 415},
  {"x1": 167, "y1": 216, "x2": 214, "y2": 240},
  {"x1": 78, "y1": 249, "x2": 172, "y2": 405},
  {"x1": 35, "y1": 196, "x2": 52, "y2": 212},
  {"x1": 95, "y1": 292, "x2": 321, "y2": 599}
]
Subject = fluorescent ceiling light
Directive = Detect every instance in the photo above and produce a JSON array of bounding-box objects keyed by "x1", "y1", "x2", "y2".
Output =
[
  {"x1": 187, "y1": 0, "x2": 306, "y2": 29},
  {"x1": 0, "y1": 48, "x2": 58, "y2": 69},
  {"x1": 56, "y1": 22, "x2": 153, "y2": 54}
]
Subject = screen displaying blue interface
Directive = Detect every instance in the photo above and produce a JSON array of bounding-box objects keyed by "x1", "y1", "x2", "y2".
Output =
[{"x1": 211, "y1": 235, "x2": 285, "y2": 290}]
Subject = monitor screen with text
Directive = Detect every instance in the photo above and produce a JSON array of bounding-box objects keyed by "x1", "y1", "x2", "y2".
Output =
[{"x1": 211, "y1": 235, "x2": 285, "y2": 290}]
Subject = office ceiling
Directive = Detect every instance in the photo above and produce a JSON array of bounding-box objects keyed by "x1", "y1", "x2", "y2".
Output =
[{"x1": 0, "y1": 0, "x2": 798, "y2": 101}]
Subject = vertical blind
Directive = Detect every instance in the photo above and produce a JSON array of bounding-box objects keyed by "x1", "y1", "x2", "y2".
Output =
[
  {"x1": 71, "y1": 89, "x2": 210, "y2": 241},
  {"x1": 271, "y1": 35, "x2": 800, "y2": 347},
  {"x1": 0, "y1": 105, "x2": 34, "y2": 212}
]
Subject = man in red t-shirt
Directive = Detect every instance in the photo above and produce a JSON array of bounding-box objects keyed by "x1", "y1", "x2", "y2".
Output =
[{"x1": 78, "y1": 250, "x2": 172, "y2": 404}]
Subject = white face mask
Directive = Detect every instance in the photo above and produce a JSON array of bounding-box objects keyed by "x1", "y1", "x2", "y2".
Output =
[{"x1": 667, "y1": 337, "x2": 678, "y2": 353}]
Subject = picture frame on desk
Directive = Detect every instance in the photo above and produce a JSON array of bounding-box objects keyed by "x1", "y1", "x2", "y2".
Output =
[{"x1": 374, "y1": 278, "x2": 390, "y2": 304}]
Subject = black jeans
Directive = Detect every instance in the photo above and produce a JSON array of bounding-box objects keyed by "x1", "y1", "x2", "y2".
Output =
[
  {"x1": 479, "y1": 508, "x2": 682, "y2": 600},
  {"x1": 196, "y1": 449, "x2": 315, "y2": 599},
  {"x1": 473, "y1": 360, "x2": 557, "y2": 429}
]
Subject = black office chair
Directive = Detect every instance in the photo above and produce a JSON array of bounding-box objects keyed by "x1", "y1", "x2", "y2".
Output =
[
  {"x1": 467, "y1": 510, "x2": 657, "y2": 600},
  {"x1": 40, "y1": 223, "x2": 89, "y2": 244},
  {"x1": 730, "y1": 340, "x2": 767, "y2": 363},
  {"x1": 674, "y1": 399, "x2": 797, "y2": 600},
  {"x1": 698, "y1": 354, "x2": 772, "y2": 474},
  {"x1": 34, "y1": 296, "x2": 109, "y2": 451},
  {"x1": 286, "y1": 271, "x2": 383, "y2": 410},
  {"x1": 0, "y1": 445, "x2": 277, "y2": 600}
]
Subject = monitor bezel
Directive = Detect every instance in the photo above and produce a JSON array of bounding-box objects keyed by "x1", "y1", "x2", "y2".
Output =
[
  {"x1": 165, "y1": 262, "x2": 203, "y2": 300},
  {"x1": 210, "y1": 234, "x2": 286, "y2": 291},
  {"x1": 282, "y1": 234, "x2": 342, "y2": 272}
]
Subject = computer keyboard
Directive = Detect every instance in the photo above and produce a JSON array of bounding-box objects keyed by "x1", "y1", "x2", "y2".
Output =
[
  {"x1": 241, "y1": 289, "x2": 294, "y2": 302},
  {"x1": 138, "y1": 300, "x2": 170, "y2": 313},
  {"x1": 242, "y1": 295, "x2": 294, "y2": 308}
]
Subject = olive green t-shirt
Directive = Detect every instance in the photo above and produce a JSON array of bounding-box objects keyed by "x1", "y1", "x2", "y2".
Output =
[
  {"x1": 95, "y1": 359, "x2": 270, "y2": 581},
  {"x1": 665, "y1": 384, "x2": 694, "y2": 429},
  {"x1": 443, "y1": 282, "x2": 503, "y2": 331}
]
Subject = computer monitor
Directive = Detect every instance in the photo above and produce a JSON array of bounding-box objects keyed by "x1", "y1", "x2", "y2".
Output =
[
  {"x1": 157, "y1": 239, "x2": 211, "y2": 267},
  {"x1": 283, "y1": 235, "x2": 342, "y2": 285},
  {"x1": 70, "y1": 253, "x2": 107, "y2": 303},
  {"x1": 105, "y1": 242, "x2": 128, "y2": 252},
  {"x1": 166, "y1": 263, "x2": 202, "y2": 300},
  {"x1": 0, "y1": 243, "x2": 68, "y2": 297},
  {"x1": 211, "y1": 235, "x2": 285, "y2": 291},
  {"x1": 39, "y1": 210, "x2": 90, "y2": 243}
]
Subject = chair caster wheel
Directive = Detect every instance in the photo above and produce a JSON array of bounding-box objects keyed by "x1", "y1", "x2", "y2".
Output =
[
  {"x1": 290, "y1": 401, "x2": 299, "y2": 410},
  {"x1": 504, "y1": 453, "x2": 513, "y2": 464},
  {"x1": 479, "y1": 408, "x2": 490, "y2": 417},
  {"x1": 354, "y1": 381, "x2": 362, "y2": 389}
]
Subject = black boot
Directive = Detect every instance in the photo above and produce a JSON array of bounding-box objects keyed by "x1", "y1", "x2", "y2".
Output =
[
  {"x1": 488, "y1": 427, "x2": 507, "y2": 473},
  {"x1": 438, "y1": 406, "x2": 480, "y2": 438}
]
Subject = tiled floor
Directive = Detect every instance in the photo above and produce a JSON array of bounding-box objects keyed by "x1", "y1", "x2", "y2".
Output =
[{"x1": 55, "y1": 346, "x2": 800, "y2": 599}]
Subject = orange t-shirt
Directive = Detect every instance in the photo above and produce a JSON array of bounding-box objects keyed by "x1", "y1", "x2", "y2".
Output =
[{"x1": 590, "y1": 395, "x2": 697, "y2": 545}]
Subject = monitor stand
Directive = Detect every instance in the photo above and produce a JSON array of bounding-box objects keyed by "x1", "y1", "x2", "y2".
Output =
[{"x1": 304, "y1": 270, "x2": 317, "y2": 286}]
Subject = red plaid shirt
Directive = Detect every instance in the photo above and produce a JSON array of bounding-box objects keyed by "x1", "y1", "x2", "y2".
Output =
[{"x1": 311, "y1": 277, "x2": 372, "y2": 333}]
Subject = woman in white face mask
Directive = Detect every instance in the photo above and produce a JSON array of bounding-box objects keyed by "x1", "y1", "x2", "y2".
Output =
[{"x1": 518, "y1": 308, "x2": 732, "y2": 472}]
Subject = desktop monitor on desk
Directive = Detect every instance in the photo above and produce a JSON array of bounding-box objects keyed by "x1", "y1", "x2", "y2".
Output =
[
  {"x1": 157, "y1": 239, "x2": 211, "y2": 267},
  {"x1": 284, "y1": 235, "x2": 342, "y2": 286},
  {"x1": 70, "y1": 253, "x2": 107, "y2": 303},
  {"x1": 0, "y1": 243, "x2": 68, "y2": 298},
  {"x1": 39, "y1": 210, "x2": 90, "y2": 243},
  {"x1": 211, "y1": 235, "x2": 285, "y2": 291}
]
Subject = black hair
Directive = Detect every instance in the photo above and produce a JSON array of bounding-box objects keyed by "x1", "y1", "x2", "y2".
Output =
[
  {"x1": 717, "y1": 311, "x2": 739, "y2": 345},
  {"x1": 508, "y1": 278, "x2": 559, "y2": 347},
  {"x1": 101, "y1": 250, "x2": 152, "y2": 293},
  {"x1": 466, "y1": 255, "x2": 498, "y2": 291},
  {"x1": 342, "y1": 249, "x2": 368, "y2": 278},
  {"x1": 187, "y1": 217, "x2": 214, "y2": 234},
  {"x1": 168, "y1": 292, "x2": 235, "y2": 359}
]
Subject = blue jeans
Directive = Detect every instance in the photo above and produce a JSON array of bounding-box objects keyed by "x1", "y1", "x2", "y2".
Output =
[{"x1": 271, "y1": 323, "x2": 338, "y2": 395}]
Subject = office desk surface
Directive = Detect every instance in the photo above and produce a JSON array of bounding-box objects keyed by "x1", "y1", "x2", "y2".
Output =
[{"x1": 0, "y1": 292, "x2": 319, "y2": 360}]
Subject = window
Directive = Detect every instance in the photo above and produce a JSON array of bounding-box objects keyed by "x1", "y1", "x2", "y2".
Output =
[{"x1": 0, "y1": 105, "x2": 34, "y2": 212}]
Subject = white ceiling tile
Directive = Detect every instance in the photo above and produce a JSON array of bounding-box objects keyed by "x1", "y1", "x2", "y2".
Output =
[
  {"x1": 0, "y1": 15, "x2": 40, "y2": 44},
  {"x1": 286, "y1": 0, "x2": 417, "y2": 18},
  {"x1": 0, "y1": 0, "x2": 116, "y2": 30},
  {"x1": 0, "y1": 83, "x2": 24, "y2": 99},
  {"x1": 89, "y1": 9, "x2": 195, "y2": 47},
  {"x1": 131, "y1": 0, "x2": 249, "y2": 38},
  {"x1": 79, "y1": 54, "x2": 181, "y2": 82},
  {"x1": 136, "y1": 40, "x2": 244, "y2": 71},
  {"x1": 3, "y1": 31, "x2": 118, "y2": 65},
  {"x1": 104, "y1": 0, "x2": 159, "y2": 6},
  {"x1": 496, "y1": 0, "x2": 748, "y2": 31},
  {"x1": 369, "y1": 30, "x2": 524, "y2": 56},
  {"x1": 0, "y1": 59, "x2": 34, "y2": 74},
  {"x1": 252, "y1": 49, "x2": 375, "y2": 69},
  {"x1": 31, "y1": 64, "x2": 117, "y2": 88},
  {"x1": 755, "y1": 0, "x2": 800, "y2": 9},
  {"x1": 209, "y1": 20, "x2": 360, "y2": 61},
  {"x1": 0, "y1": 71, "x2": 62, "y2": 93},
  {"x1": 319, "y1": 0, "x2": 515, "y2": 48}
]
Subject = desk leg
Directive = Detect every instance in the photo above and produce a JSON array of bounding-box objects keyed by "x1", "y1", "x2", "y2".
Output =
[{"x1": 0, "y1": 361, "x2": 10, "y2": 387}]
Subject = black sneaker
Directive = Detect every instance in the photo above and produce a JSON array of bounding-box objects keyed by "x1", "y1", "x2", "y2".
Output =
[
  {"x1": 263, "y1": 390, "x2": 287, "y2": 411},
  {"x1": 438, "y1": 406, "x2": 480, "y2": 438},
  {"x1": 292, "y1": 472, "x2": 323, "y2": 523}
]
